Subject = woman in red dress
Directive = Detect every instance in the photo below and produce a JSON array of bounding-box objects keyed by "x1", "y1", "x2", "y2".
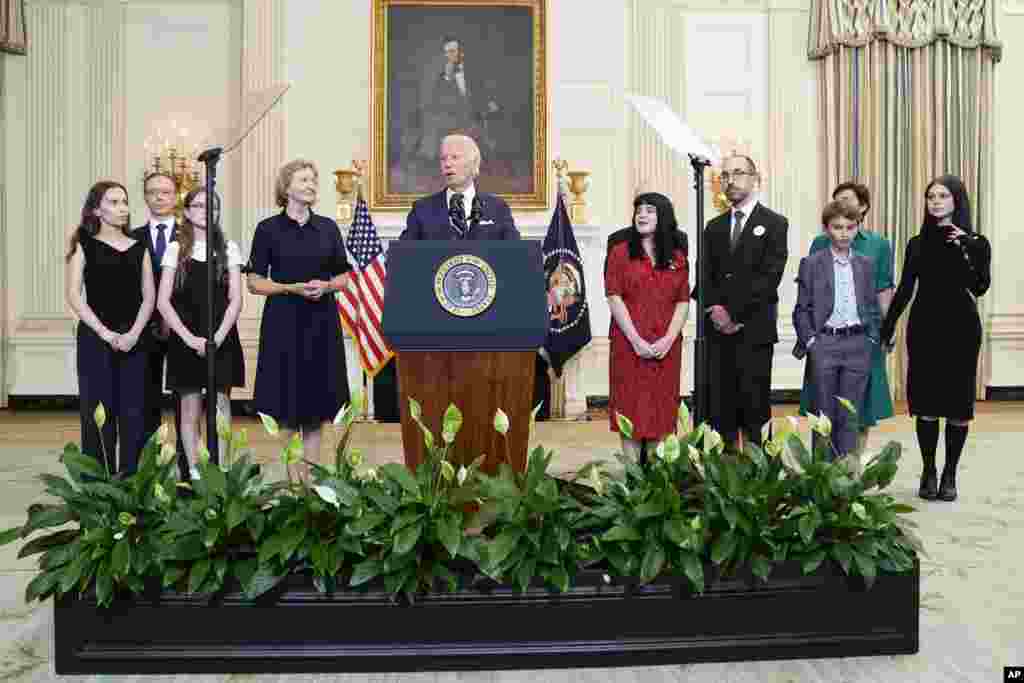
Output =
[{"x1": 606, "y1": 192, "x2": 690, "y2": 463}]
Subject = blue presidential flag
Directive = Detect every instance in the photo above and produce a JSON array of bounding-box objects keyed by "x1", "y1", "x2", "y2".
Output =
[{"x1": 542, "y1": 193, "x2": 592, "y2": 376}]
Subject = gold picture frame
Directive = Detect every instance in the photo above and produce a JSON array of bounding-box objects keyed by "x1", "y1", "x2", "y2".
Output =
[
  {"x1": 0, "y1": 0, "x2": 28, "y2": 55},
  {"x1": 371, "y1": 0, "x2": 548, "y2": 211}
]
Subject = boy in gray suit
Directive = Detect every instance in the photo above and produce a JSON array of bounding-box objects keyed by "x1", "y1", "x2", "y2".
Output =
[{"x1": 793, "y1": 201, "x2": 881, "y2": 458}]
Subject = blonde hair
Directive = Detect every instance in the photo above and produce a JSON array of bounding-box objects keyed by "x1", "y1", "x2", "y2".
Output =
[
  {"x1": 441, "y1": 134, "x2": 481, "y2": 177},
  {"x1": 274, "y1": 159, "x2": 319, "y2": 208}
]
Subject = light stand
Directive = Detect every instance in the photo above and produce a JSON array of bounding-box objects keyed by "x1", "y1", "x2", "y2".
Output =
[
  {"x1": 197, "y1": 146, "x2": 223, "y2": 465},
  {"x1": 689, "y1": 153, "x2": 712, "y2": 426}
]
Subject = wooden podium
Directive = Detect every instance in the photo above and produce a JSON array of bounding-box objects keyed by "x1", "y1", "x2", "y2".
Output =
[
  {"x1": 396, "y1": 351, "x2": 534, "y2": 471},
  {"x1": 382, "y1": 241, "x2": 547, "y2": 473}
]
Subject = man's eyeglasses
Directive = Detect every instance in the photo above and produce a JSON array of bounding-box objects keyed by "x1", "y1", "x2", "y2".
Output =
[
  {"x1": 146, "y1": 189, "x2": 175, "y2": 197},
  {"x1": 188, "y1": 203, "x2": 206, "y2": 210},
  {"x1": 719, "y1": 170, "x2": 756, "y2": 183}
]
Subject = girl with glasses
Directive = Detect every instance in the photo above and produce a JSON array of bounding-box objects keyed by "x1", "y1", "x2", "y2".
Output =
[{"x1": 156, "y1": 189, "x2": 245, "y2": 478}]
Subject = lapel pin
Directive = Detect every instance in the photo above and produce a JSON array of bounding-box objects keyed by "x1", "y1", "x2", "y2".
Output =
[{"x1": 753, "y1": 225, "x2": 765, "y2": 237}]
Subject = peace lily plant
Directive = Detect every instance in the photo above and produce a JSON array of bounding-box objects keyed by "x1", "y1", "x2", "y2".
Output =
[{"x1": 1, "y1": 394, "x2": 922, "y2": 607}]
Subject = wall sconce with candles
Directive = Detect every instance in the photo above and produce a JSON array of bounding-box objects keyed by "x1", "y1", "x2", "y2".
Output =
[{"x1": 143, "y1": 123, "x2": 203, "y2": 214}]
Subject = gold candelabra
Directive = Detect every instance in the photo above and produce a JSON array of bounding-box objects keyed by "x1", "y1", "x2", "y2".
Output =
[
  {"x1": 707, "y1": 135, "x2": 758, "y2": 213},
  {"x1": 143, "y1": 125, "x2": 202, "y2": 214}
]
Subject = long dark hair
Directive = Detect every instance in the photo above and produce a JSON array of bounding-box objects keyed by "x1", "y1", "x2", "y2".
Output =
[
  {"x1": 628, "y1": 192, "x2": 681, "y2": 269},
  {"x1": 174, "y1": 188, "x2": 228, "y2": 290},
  {"x1": 922, "y1": 174, "x2": 973, "y2": 238},
  {"x1": 66, "y1": 181, "x2": 130, "y2": 262}
]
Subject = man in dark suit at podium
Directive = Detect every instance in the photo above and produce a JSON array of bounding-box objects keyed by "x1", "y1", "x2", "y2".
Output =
[
  {"x1": 379, "y1": 134, "x2": 550, "y2": 420},
  {"x1": 400, "y1": 134, "x2": 519, "y2": 241}
]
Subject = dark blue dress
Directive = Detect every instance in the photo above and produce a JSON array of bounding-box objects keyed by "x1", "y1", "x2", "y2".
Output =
[{"x1": 247, "y1": 210, "x2": 352, "y2": 429}]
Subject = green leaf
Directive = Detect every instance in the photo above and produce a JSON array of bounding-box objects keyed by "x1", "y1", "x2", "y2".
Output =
[
  {"x1": 110, "y1": 538, "x2": 131, "y2": 577},
  {"x1": 189, "y1": 558, "x2": 212, "y2": 593},
  {"x1": 801, "y1": 549, "x2": 827, "y2": 574},
  {"x1": 79, "y1": 481, "x2": 134, "y2": 507},
  {"x1": 226, "y1": 500, "x2": 248, "y2": 531},
  {"x1": 390, "y1": 510, "x2": 425, "y2": 534},
  {"x1": 37, "y1": 473, "x2": 77, "y2": 501},
  {"x1": 163, "y1": 565, "x2": 187, "y2": 588},
  {"x1": 750, "y1": 554, "x2": 772, "y2": 582},
  {"x1": 247, "y1": 513, "x2": 266, "y2": 542},
  {"x1": 602, "y1": 525, "x2": 642, "y2": 543},
  {"x1": 487, "y1": 529, "x2": 524, "y2": 567},
  {"x1": 640, "y1": 544, "x2": 667, "y2": 582},
  {"x1": 16, "y1": 529, "x2": 79, "y2": 559},
  {"x1": 95, "y1": 567, "x2": 113, "y2": 606},
  {"x1": 59, "y1": 553, "x2": 89, "y2": 593},
  {"x1": 435, "y1": 515, "x2": 462, "y2": 559},
  {"x1": 349, "y1": 558, "x2": 385, "y2": 587},
  {"x1": 546, "y1": 565, "x2": 570, "y2": 593},
  {"x1": 852, "y1": 550, "x2": 878, "y2": 588},
  {"x1": 408, "y1": 397, "x2": 423, "y2": 422},
  {"x1": 831, "y1": 544, "x2": 853, "y2": 574},
  {"x1": 615, "y1": 413, "x2": 634, "y2": 440},
  {"x1": 711, "y1": 530, "x2": 737, "y2": 565},
  {"x1": 493, "y1": 408, "x2": 510, "y2": 435},
  {"x1": 798, "y1": 511, "x2": 821, "y2": 545},
  {"x1": 22, "y1": 503, "x2": 75, "y2": 536},
  {"x1": 39, "y1": 539, "x2": 82, "y2": 570},
  {"x1": 257, "y1": 412, "x2": 280, "y2": 436},
  {"x1": 681, "y1": 552, "x2": 704, "y2": 591},
  {"x1": 442, "y1": 404, "x2": 463, "y2": 443},
  {"x1": 244, "y1": 566, "x2": 286, "y2": 599},
  {"x1": 392, "y1": 522, "x2": 424, "y2": 555},
  {"x1": 24, "y1": 568, "x2": 63, "y2": 603},
  {"x1": 663, "y1": 519, "x2": 687, "y2": 547},
  {"x1": 348, "y1": 512, "x2": 389, "y2": 535},
  {"x1": 635, "y1": 499, "x2": 667, "y2": 519},
  {"x1": 380, "y1": 463, "x2": 422, "y2": 499},
  {"x1": 233, "y1": 557, "x2": 258, "y2": 589},
  {"x1": 202, "y1": 464, "x2": 227, "y2": 497},
  {"x1": 0, "y1": 526, "x2": 22, "y2": 546}
]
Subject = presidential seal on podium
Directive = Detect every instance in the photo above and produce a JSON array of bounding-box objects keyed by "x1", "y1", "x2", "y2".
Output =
[{"x1": 434, "y1": 254, "x2": 497, "y2": 317}]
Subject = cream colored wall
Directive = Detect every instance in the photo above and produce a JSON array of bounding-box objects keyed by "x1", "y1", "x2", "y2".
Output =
[
  {"x1": 989, "y1": 1, "x2": 1024, "y2": 387},
  {"x1": 1, "y1": 0, "x2": 1021, "y2": 406}
]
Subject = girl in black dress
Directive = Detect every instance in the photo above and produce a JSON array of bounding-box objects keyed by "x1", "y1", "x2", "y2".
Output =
[
  {"x1": 65, "y1": 181, "x2": 156, "y2": 475},
  {"x1": 156, "y1": 189, "x2": 245, "y2": 477},
  {"x1": 881, "y1": 175, "x2": 991, "y2": 502},
  {"x1": 246, "y1": 160, "x2": 352, "y2": 478}
]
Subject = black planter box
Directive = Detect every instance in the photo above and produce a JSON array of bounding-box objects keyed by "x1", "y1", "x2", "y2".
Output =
[{"x1": 54, "y1": 560, "x2": 918, "y2": 674}]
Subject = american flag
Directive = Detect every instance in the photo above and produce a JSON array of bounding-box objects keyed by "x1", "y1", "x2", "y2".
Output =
[{"x1": 337, "y1": 197, "x2": 393, "y2": 376}]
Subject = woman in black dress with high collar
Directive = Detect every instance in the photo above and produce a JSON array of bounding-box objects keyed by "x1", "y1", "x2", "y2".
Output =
[
  {"x1": 246, "y1": 160, "x2": 352, "y2": 476},
  {"x1": 881, "y1": 175, "x2": 991, "y2": 503},
  {"x1": 65, "y1": 180, "x2": 156, "y2": 475}
]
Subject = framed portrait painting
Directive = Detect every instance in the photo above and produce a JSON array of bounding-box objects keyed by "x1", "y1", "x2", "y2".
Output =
[
  {"x1": 0, "y1": 0, "x2": 28, "y2": 55},
  {"x1": 371, "y1": 0, "x2": 548, "y2": 211}
]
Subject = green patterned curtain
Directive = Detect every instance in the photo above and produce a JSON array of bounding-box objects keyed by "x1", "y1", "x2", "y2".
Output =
[{"x1": 808, "y1": 0, "x2": 1001, "y2": 400}]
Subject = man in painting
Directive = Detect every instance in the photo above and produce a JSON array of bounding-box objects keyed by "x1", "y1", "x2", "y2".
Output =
[{"x1": 415, "y1": 35, "x2": 501, "y2": 161}]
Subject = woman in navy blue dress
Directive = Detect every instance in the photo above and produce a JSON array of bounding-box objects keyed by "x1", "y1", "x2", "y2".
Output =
[
  {"x1": 246, "y1": 160, "x2": 352, "y2": 474},
  {"x1": 65, "y1": 180, "x2": 156, "y2": 475}
]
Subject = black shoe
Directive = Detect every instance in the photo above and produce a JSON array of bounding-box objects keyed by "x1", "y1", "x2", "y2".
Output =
[
  {"x1": 937, "y1": 468, "x2": 958, "y2": 502},
  {"x1": 918, "y1": 468, "x2": 938, "y2": 500}
]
